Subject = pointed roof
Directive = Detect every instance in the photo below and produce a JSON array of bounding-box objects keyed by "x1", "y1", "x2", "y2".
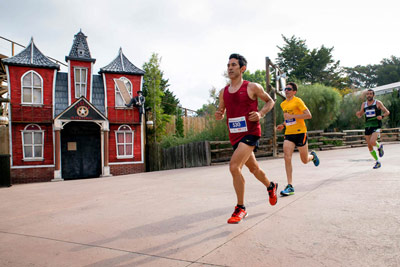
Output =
[
  {"x1": 99, "y1": 48, "x2": 145, "y2": 75},
  {"x1": 65, "y1": 30, "x2": 96, "y2": 63},
  {"x1": 2, "y1": 37, "x2": 60, "y2": 69}
]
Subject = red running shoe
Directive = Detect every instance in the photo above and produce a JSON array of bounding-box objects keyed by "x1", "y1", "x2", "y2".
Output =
[
  {"x1": 267, "y1": 182, "x2": 278, "y2": 206},
  {"x1": 227, "y1": 206, "x2": 248, "y2": 224}
]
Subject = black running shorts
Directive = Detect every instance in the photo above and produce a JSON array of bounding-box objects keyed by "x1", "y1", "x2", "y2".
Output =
[
  {"x1": 233, "y1": 135, "x2": 260, "y2": 152},
  {"x1": 284, "y1": 133, "x2": 308, "y2": 147},
  {"x1": 365, "y1": 127, "x2": 380, "y2": 136}
]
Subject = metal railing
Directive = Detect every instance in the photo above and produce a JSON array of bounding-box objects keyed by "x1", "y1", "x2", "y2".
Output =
[{"x1": 0, "y1": 36, "x2": 67, "y2": 67}]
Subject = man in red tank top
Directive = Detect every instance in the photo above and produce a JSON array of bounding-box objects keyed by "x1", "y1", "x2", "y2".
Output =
[{"x1": 215, "y1": 53, "x2": 278, "y2": 224}]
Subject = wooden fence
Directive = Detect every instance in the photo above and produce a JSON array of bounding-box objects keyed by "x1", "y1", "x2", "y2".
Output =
[
  {"x1": 165, "y1": 116, "x2": 206, "y2": 136},
  {"x1": 210, "y1": 128, "x2": 400, "y2": 163},
  {"x1": 147, "y1": 141, "x2": 211, "y2": 171},
  {"x1": 147, "y1": 128, "x2": 400, "y2": 171}
]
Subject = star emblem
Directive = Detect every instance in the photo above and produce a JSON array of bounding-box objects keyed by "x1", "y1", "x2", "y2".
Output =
[{"x1": 77, "y1": 106, "x2": 89, "y2": 117}]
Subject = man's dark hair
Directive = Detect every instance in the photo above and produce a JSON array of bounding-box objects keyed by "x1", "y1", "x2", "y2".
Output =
[
  {"x1": 367, "y1": 89, "x2": 375, "y2": 96},
  {"x1": 287, "y1": 82, "x2": 298, "y2": 91},
  {"x1": 229, "y1": 53, "x2": 247, "y2": 68}
]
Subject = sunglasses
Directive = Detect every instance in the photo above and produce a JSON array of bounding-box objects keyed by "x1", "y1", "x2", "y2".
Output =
[{"x1": 284, "y1": 87, "x2": 293, "y2": 91}]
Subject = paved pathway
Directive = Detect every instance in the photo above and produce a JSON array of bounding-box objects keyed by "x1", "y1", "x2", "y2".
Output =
[{"x1": 0, "y1": 144, "x2": 399, "y2": 267}]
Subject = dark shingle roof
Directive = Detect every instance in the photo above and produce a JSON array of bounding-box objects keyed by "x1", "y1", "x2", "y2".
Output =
[
  {"x1": 2, "y1": 38, "x2": 60, "y2": 69},
  {"x1": 99, "y1": 48, "x2": 144, "y2": 75},
  {"x1": 65, "y1": 30, "x2": 96, "y2": 63},
  {"x1": 54, "y1": 72, "x2": 69, "y2": 116},
  {"x1": 92, "y1": 75, "x2": 105, "y2": 114}
]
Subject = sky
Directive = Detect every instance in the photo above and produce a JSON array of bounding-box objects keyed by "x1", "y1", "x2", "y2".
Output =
[{"x1": 1, "y1": 0, "x2": 399, "y2": 111}]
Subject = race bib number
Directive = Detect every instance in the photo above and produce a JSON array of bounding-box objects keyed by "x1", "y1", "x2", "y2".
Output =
[
  {"x1": 228, "y1": 116, "x2": 248, "y2": 133},
  {"x1": 285, "y1": 118, "x2": 297, "y2": 126},
  {"x1": 365, "y1": 109, "x2": 376, "y2": 118}
]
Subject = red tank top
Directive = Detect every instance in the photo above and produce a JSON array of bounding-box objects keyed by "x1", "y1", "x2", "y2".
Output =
[{"x1": 223, "y1": 80, "x2": 261, "y2": 145}]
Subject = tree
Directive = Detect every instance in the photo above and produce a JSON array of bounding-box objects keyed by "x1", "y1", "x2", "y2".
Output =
[
  {"x1": 162, "y1": 88, "x2": 180, "y2": 115},
  {"x1": 295, "y1": 84, "x2": 342, "y2": 130},
  {"x1": 276, "y1": 35, "x2": 345, "y2": 88},
  {"x1": 345, "y1": 56, "x2": 400, "y2": 88},
  {"x1": 142, "y1": 53, "x2": 170, "y2": 142},
  {"x1": 243, "y1": 69, "x2": 266, "y2": 90},
  {"x1": 375, "y1": 56, "x2": 400, "y2": 86}
]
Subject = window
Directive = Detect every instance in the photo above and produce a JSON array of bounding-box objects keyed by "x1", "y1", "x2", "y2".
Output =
[
  {"x1": 115, "y1": 125, "x2": 134, "y2": 158},
  {"x1": 74, "y1": 67, "x2": 87, "y2": 98},
  {"x1": 22, "y1": 71, "x2": 42, "y2": 104},
  {"x1": 115, "y1": 77, "x2": 132, "y2": 107},
  {"x1": 22, "y1": 124, "x2": 44, "y2": 160}
]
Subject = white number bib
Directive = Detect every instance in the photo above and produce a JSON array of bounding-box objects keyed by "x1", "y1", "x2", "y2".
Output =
[
  {"x1": 365, "y1": 109, "x2": 376, "y2": 118},
  {"x1": 285, "y1": 118, "x2": 297, "y2": 126},
  {"x1": 228, "y1": 116, "x2": 248, "y2": 133}
]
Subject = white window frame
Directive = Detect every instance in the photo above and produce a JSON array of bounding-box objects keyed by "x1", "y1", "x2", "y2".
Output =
[
  {"x1": 115, "y1": 77, "x2": 132, "y2": 107},
  {"x1": 22, "y1": 124, "x2": 44, "y2": 161},
  {"x1": 74, "y1": 67, "x2": 88, "y2": 98},
  {"x1": 21, "y1": 70, "x2": 43, "y2": 104},
  {"x1": 115, "y1": 125, "x2": 134, "y2": 159}
]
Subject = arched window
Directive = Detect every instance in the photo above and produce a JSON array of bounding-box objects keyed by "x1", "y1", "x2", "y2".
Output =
[
  {"x1": 115, "y1": 77, "x2": 132, "y2": 107},
  {"x1": 22, "y1": 124, "x2": 44, "y2": 160},
  {"x1": 21, "y1": 71, "x2": 43, "y2": 104},
  {"x1": 115, "y1": 125, "x2": 134, "y2": 158}
]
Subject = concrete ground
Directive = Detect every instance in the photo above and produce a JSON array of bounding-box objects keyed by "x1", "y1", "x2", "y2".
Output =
[{"x1": 0, "y1": 144, "x2": 399, "y2": 267}]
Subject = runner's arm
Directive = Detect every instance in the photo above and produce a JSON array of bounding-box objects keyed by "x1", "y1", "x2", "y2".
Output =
[
  {"x1": 377, "y1": 100, "x2": 390, "y2": 120},
  {"x1": 215, "y1": 89, "x2": 226, "y2": 120},
  {"x1": 356, "y1": 103, "x2": 364, "y2": 118},
  {"x1": 283, "y1": 109, "x2": 312, "y2": 120},
  {"x1": 248, "y1": 83, "x2": 275, "y2": 121}
]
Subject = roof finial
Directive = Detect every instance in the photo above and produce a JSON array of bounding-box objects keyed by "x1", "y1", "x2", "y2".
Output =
[
  {"x1": 119, "y1": 48, "x2": 125, "y2": 71},
  {"x1": 30, "y1": 37, "x2": 34, "y2": 64}
]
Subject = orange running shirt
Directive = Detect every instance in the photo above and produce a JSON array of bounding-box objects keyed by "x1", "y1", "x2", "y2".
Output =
[{"x1": 280, "y1": 96, "x2": 308, "y2": 135}]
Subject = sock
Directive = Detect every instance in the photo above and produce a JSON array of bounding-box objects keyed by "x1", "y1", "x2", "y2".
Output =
[
  {"x1": 370, "y1": 150, "x2": 378, "y2": 161},
  {"x1": 376, "y1": 141, "x2": 380, "y2": 148},
  {"x1": 237, "y1": 204, "x2": 245, "y2": 210}
]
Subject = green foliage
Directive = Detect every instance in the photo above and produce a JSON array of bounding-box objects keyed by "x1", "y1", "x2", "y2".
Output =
[
  {"x1": 346, "y1": 56, "x2": 400, "y2": 88},
  {"x1": 243, "y1": 70, "x2": 266, "y2": 89},
  {"x1": 162, "y1": 88, "x2": 180, "y2": 115},
  {"x1": 379, "y1": 90, "x2": 400, "y2": 128},
  {"x1": 175, "y1": 107, "x2": 184, "y2": 137},
  {"x1": 276, "y1": 35, "x2": 346, "y2": 89},
  {"x1": 335, "y1": 94, "x2": 365, "y2": 130},
  {"x1": 295, "y1": 84, "x2": 342, "y2": 130},
  {"x1": 160, "y1": 118, "x2": 228, "y2": 148},
  {"x1": 142, "y1": 53, "x2": 167, "y2": 142}
]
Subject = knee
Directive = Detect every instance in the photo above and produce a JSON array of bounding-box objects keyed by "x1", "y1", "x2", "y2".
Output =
[
  {"x1": 229, "y1": 163, "x2": 242, "y2": 176},
  {"x1": 284, "y1": 154, "x2": 292, "y2": 162}
]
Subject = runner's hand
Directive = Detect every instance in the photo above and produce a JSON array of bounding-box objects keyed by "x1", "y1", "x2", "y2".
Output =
[
  {"x1": 248, "y1": 111, "x2": 261, "y2": 121},
  {"x1": 276, "y1": 124, "x2": 284, "y2": 131},
  {"x1": 215, "y1": 110, "x2": 224, "y2": 120}
]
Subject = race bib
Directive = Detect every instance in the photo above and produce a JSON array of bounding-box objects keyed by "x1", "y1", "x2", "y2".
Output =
[
  {"x1": 365, "y1": 109, "x2": 376, "y2": 118},
  {"x1": 228, "y1": 116, "x2": 248, "y2": 133},
  {"x1": 285, "y1": 118, "x2": 297, "y2": 126}
]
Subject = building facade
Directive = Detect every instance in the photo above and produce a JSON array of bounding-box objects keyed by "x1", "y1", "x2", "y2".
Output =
[{"x1": 3, "y1": 31, "x2": 146, "y2": 183}]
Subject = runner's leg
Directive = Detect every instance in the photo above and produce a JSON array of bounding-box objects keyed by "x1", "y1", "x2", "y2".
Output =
[
  {"x1": 283, "y1": 140, "x2": 295, "y2": 185},
  {"x1": 245, "y1": 153, "x2": 270, "y2": 187},
  {"x1": 298, "y1": 143, "x2": 314, "y2": 164},
  {"x1": 229, "y1": 142, "x2": 256, "y2": 205}
]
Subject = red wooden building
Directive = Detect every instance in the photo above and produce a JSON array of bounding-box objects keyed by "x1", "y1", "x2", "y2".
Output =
[{"x1": 3, "y1": 31, "x2": 146, "y2": 183}]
